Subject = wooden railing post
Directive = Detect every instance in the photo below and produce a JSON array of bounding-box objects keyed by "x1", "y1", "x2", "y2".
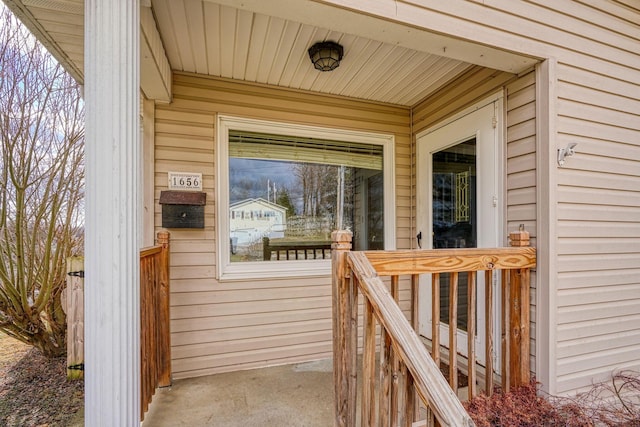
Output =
[
  {"x1": 508, "y1": 226, "x2": 531, "y2": 388},
  {"x1": 157, "y1": 230, "x2": 171, "y2": 387},
  {"x1": 331, "y1": 230, "x2": 354, "y2": 427}
]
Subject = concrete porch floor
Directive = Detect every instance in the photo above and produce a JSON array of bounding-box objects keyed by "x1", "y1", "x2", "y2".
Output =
[{"x1": 142, "y1": 358, "x2": 334, "y2": 426}]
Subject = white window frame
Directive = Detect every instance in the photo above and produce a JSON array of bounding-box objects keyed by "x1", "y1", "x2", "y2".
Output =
[{"x1": 216, "y1": 115, "x2": 396, "y2": 281}]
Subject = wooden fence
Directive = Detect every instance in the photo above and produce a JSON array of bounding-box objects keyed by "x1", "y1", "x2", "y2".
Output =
[
  {"x1": 64, "y1": 231, "x2": 171, "y2": 419},
  {"x1": 140, "y1": 230, "x2": 171, "y2": 420},
  {"x1": 331, "y1": 230, "x2": 535, "y2": 426},
  {"x1": 64, "y1": 257, "x2": 85, "y2": 380}
]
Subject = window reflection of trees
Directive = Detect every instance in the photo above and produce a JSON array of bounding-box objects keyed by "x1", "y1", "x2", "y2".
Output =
[{"x1": 229, "y1": 158, "x2": 382, "y2": 260}]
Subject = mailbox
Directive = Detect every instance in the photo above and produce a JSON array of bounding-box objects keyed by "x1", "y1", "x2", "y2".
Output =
[{"x1": 159, "y1": 191, "x2": 206, "y2": 229}]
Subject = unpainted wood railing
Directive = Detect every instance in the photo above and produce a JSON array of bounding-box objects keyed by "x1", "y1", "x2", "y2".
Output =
[
  {"x1": 332, "y1": 230, "x2": 535, "y2": 426},
  {"x1": 140, "y1": 230, "x2": 171, "y2": 420}
]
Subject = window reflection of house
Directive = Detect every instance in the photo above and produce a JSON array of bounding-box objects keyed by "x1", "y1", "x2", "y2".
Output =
[
  {"x1": 226, "y1": 127, "x2": 389, "y2": 261},
  {"x1": 229, "y1": 198, "x2": 287, "y2": 246}
]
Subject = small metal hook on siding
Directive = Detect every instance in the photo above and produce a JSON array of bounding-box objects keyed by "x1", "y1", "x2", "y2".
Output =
[{"x1": 557, "y1": 142, "x2": 577, "y2": 166}]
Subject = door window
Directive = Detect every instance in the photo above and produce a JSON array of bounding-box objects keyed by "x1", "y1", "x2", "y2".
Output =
[
  {"x1": 432, "y1": 138, "x2": 477, "y2": 330},
  {"x1": 416, "y1": 97, "x2": 503, "y2": 364}
]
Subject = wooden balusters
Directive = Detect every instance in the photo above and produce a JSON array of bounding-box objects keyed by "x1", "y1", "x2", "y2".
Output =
[
  {"x1": 432, "y1": 274, "x2": 441, "y2": 368},
  {"x1": 391, "y1": 275, "x2": 400, "y2": 427},
  {"x1": 363, "y1": 299, "x2": 377, "y2": 426},
  {"x1": 467, "y1": 271, "x2": 477, "y2": 400},
  {"x1": 501, "y1": 269, "x2": 510, "y2": 392},
  {"x1": 332, "y1": 230, "x2": 534, "y2": 427},
  {"x1": 484, "y1": 270, "x2": 494, "y2": 396},
  {"x1": 379, "y1": 325, "x2": 392, "y2": 427},
  {"x1": 140, "y1": 230, "x2": 171, "y2": 421},
  {"x1": 449, "y1": 272, "x2": 458, "y2": 393}
]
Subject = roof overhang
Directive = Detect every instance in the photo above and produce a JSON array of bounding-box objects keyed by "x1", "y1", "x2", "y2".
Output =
[
  {"x1": 212, "y1": 0, "x2": 539, "y2": 74},
  {"x1": 4, "y1": 0, "x2": 539, "y2": 106}
]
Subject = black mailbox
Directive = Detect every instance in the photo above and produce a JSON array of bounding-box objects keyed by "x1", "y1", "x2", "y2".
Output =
[{"x1": 159, "y1": 191, "x2": 206, "y2": 229}]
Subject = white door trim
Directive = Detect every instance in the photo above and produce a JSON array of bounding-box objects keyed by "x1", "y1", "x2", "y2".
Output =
[{"x1": 415, "y1": 93, "x2": 505, "y2": 367}]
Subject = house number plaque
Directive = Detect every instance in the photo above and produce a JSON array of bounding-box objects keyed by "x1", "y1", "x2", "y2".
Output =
[{"x1": 168, "y1": 172, "x2": 202, "y2": 191}]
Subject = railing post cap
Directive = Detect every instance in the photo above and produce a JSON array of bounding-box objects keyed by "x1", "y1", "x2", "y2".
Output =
[
  {"x1": 157, "y1": 229, "x2": 170, "y2": 244},
  {"x1": 331, "y1": 230, "x2": 352, "y2": 242},
  {"x1": 509, "y1": 225, "x2": 530, "y2": 247},
  {"x1": 331, "y1": 230, "x2": 352, "y2": 251}
]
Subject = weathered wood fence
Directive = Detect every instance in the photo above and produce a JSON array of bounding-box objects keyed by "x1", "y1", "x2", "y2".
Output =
[
  {"x1": 64, "y1": 257, "x2": 85, "y2": 380},
  {"x1": 140, "y1": 230, "x2": 171, "y2": 420},
  {"x1": 332, "y1": 230, "x2": 535, "y2": 426}
]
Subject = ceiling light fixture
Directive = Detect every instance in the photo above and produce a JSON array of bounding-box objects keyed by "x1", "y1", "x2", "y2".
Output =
[{"x1": 308, "y1": 41, "x2": 344, "y2": 72}]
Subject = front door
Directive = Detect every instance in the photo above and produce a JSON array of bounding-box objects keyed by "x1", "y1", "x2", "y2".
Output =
[{"x1": 416, "y1": 97, "x2": 502, "y2": 365}]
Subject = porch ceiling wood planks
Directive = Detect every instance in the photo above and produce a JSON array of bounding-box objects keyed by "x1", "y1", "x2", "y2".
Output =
[
  {"x1": 151, "y1": 0, "x2": 476, "y2": 106},
  {"x1": 7, "y1": 0, "x2": 533, "y2": 106}
]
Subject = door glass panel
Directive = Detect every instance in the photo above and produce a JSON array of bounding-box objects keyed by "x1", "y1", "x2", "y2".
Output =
[
  {"x1": 432, "y1": 138, "x2": 477, "y2": 330},
  {"x1": 367, "y1": 172, "x2": 384, "y2": 250}
]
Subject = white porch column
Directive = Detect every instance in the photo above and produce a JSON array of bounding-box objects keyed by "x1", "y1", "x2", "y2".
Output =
[{"x1": 85, "y1": 1, "x2": 140, "y2": 425}]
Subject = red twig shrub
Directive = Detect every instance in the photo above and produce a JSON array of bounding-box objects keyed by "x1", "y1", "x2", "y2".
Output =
[
  {"x1": 464, "y1": 379, "x2": 577, "y2": 427},
  {"x1": 464, "y1": 372, "x2": 640, "y2": 427}
]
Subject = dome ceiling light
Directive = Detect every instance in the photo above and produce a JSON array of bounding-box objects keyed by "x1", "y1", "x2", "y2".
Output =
[{"x1": 308, "y1": 41, "x2": 344, "y2": 72}]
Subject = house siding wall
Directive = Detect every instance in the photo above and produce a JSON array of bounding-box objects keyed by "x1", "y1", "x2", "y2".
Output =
[
  {"x1": 331, "y1": 0, "x2": 640, "y2": 395},
  {"x1": 155, "y1": 73, "x2": 411, "y2": 379},
  {"x1": 505, "y1": 70, "x2": 538, "y2": 372}
]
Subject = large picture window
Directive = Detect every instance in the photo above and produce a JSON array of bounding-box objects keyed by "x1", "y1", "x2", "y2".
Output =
[{"x1": 217, "y1": 116, "x2": 395, "y2": 280}]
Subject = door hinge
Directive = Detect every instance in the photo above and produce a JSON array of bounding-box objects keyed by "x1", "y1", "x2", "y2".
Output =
[
  {"x1": 492, "y1": 116, "x2": 498, "y2": 128},
  {"x1": 492, "y1": 195, "x2": 498, "y2": 207}
]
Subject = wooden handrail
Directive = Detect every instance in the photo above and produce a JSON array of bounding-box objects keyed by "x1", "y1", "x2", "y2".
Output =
[
  {"x1": 363, "y1": 247, "x2": 536, "y2": 275},
  {"x1": 140, "y1": 230, "x2": 171, "y2": 421},
  {"x1": 348, "y1": 251, "x2": 474, "y2": 427},
  {"x1": 140, "y1": 245, "x2": 162, "y2": 258},
  {"x1": 332, "y1": 229, "x2": 535, "y2": 426}
]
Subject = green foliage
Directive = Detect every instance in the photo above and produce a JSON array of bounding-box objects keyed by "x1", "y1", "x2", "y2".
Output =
[
  {"x1": 276, "y1": 187, "x2": 296, "y2": 217},
  {"x1": 0, "y1": 6, "x2": 84, "y2": 357}
]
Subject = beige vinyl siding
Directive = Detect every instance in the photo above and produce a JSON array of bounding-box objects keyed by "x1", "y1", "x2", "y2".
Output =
[
  {"x1": 555, "y1": 53, "x2": 640, "y2": 393},
  {"x1": 506, "y1": 70, "x2": 537, "y2": 240},
  {"x1": 505, "y1": 70, "x2": 537, "y2": 373},
  {"x1": 412, "y1": 66, "x2": 516, "y2": 135},
  {"x1": 330, "y1": 0, "x2": 640, "y2": 396},
  {"x1": 155, "y1": 73, "x2": 411, "y2": 379}
]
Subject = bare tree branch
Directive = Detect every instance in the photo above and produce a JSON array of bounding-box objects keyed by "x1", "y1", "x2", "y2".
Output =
[{"x1": 0, "y1": 6, "x2": 84, "y2": 357}]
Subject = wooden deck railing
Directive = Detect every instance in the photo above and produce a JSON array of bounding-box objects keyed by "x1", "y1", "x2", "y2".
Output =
[
  {"x1": 331, "y1": 230, "x2": 536, "y2": 426},
  {"x1": 140, "y1": 231, "x2": 171, "y2": 420},
  {"x1": 263, "y1": 237, "x2": 332, "y2": 260}
]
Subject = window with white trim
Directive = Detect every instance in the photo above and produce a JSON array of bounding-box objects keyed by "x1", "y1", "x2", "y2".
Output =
[{"x1": 217, "y1": 116, "x2": 395, "y2": 280}]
